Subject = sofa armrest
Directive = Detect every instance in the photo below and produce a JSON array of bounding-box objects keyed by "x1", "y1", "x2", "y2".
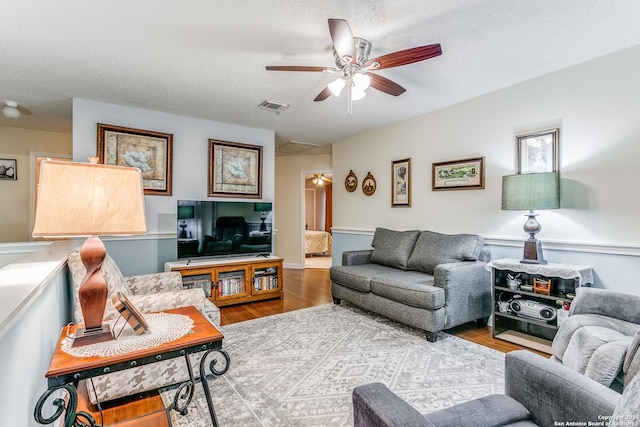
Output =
[
  {"x1": 125, "y1": 271, "x2": 184, "y2": 294},
  {"x1": 126, "y1": 288, "x2": 205, "y2": 315},
  {"x1": 433, "y1": 261, "x2": 491, "y2": 327},
  {"x1": 353, "y1": 382, "x2": 433, "y2": 427},
  {"x1": 505, "y1": 350, "x2": 619, "y2": 426},
  {"x1": 342, "y1": 250, "x2": 373, "y2": 266}
]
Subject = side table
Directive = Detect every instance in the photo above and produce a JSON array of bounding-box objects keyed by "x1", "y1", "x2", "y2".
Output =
[
  {"x1": 485, "y1": 259, "x2": 594, "y2": 353},
  {"x1": 34, "y1": 306, "x2": 230, "y2": 427}
]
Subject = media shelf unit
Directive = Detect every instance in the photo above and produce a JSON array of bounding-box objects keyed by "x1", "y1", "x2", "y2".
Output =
[
  {"x1": 165, "y1": 256, "x2": 283, "y2": 307},
  {"x1": 486, "y1": 259, "x2": 593, "y2": 354}
]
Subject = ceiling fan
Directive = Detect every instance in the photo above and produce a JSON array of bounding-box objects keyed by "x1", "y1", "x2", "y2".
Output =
[
  {"x1": 266, "y1": 19, "x2": 442, "y2": 114},
  {"x1": 308, "y1": 174, "x2": 332, "y2": 185}
]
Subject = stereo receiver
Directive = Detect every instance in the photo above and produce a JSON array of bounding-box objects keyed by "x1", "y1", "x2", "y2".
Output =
[{"x1": 509, "y1": 299, "x2": 557, "y2": 321}]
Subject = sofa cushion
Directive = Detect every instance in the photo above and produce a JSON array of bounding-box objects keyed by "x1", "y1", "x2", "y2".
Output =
[
  {"x1": 370, "y1": 272, "x2": 444, "y2": 310},
  {"x1": 369, "y1": 228, "x2": 420, "y2": 270},
  {"x1": 407, "y1": 230, "x2": 484, "y2": 274},
  {"x1": 330, "y1": 264, "x2": 402, "y2": 293}
]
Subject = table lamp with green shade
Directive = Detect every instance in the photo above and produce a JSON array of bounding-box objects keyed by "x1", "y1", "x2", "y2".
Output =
[
  {"x1": 502, "y1": 172, "x2": 560, "y2": 265},
  {"x1": 32, "y1": 158, "x2": 147, "y2": 346}
]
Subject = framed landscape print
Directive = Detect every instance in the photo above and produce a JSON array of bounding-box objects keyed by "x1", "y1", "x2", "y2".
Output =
[
  {"x1": 209, "y1": 139, "x2": 262, "y2": 198},
  {"x1": 432, "y1": 157, "x2": 485, "y2": 191},
  {"x1": 97, "y1": 123, "x2": 173, "y2": 196},
  {"x1": 391, "y1": 158, "x2": 411, "y2": 207},
  {"x1": 0, "y1": 158, "x2": 17, "y2": 180},
  {"x1": 517, "y1": 128, "x2": 559, "y2": 174}
]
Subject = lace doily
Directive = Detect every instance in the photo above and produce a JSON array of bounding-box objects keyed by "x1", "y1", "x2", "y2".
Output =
[
  {"x1": 485, "y1": 258, "x2": 594, "y2": 286},
  {"x1": 62, "y1": 312, "x2": 194, "y2": 358}
]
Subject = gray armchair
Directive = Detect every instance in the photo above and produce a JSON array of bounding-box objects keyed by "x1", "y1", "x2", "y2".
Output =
[
  {"x1": 353, "y1": 350, "x2": 640, "y2": 427},
  {"x1": 551, "y1": 287, "x2": 640, "y2": 390}
]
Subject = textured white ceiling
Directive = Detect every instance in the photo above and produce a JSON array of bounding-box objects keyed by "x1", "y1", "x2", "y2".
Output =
[{"x1": 1, "y1": 1, "x2": 640, "y2": 155}]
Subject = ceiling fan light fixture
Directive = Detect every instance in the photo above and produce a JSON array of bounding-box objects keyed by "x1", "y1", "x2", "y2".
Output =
[
  {"x1": 351, "y1": 87, "x2": 367, "y2": 101},
  {"x1": 328, "y1": 77, "x2": 346, "y2": 97},
  {"x1": 2, "y1": 101, "x2": 20, "y2": 119},
  {"x1": 352, "y1": 73, "x2": 371, "y2": 91}
]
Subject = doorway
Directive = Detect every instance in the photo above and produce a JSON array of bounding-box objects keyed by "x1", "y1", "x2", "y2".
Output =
[{"x1": 303, "y1": 171, "x2": 332, "y2": 269}]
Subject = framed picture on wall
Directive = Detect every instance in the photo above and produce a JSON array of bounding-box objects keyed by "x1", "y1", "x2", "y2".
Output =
[
  {"x1": 97, "y1": 123, "x2": 173, "y2": 196},
  {"x1": 516, "y1": 128, "x2": 559, "y2": 174},
  {"x1": 208, "y1": 139, "x2": 262, "y2": 198},
  {"x1": 0, "y1": 158, "x2": 17, "y2": 180},
  {"x1": 432, "y1": 157, "x2": 485, "y2": 191},
  {"x1": 391, "y1": 158, "x2": 411, "y2": 207}
]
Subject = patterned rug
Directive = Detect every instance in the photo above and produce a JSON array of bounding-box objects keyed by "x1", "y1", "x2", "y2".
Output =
[{"x1": 162, "y1": 303, "x2": 505, "y2": 426}]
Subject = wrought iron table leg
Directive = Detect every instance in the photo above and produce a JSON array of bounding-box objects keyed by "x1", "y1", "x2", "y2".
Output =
[
  {"x1": 199, "y1": 348, "x2": 230, "y2": 427},
  {"x1": 168, "y1": 354, "x2": 197, "y2": 416},
  {"x1": 34, "y1": 384, "x2": 97, "y2": 427}
]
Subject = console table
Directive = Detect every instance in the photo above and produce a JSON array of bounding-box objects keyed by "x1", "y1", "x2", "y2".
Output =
[
  {"x1": 486, "y1": 259, "x2": 594, "y2": 353},
  {"x1": 34, "y1": 306, "x2": 230, "y2": 427}
]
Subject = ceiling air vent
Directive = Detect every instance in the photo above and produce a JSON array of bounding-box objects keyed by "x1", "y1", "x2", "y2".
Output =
[{"x1": 258, "y1": 99, "x2": 289, "y2": 113}]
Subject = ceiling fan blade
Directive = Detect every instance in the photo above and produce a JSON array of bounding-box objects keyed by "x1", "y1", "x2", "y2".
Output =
[
  {"x1": 314, "y1": 86, "x2": 332, "y2": 102},
  {"x1": 328, "y1": 19, "x2": 356, "y2": 64},
  {"x1": 367, "y1": 73, "x2": 406, "y2": 96},
  {"x1": 365, "y1": 44, "x2": 442, "y2": 70},
  {"x1": 265, "y1": 66, "x2": 327, "y2": 72}
]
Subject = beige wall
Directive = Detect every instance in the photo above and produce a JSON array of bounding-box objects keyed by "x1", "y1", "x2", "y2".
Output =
[
  {"x1": 332, "y1": 45, "x2": 640, "y2": 246},
  {"x1": 275, "y1": 154, "x2": 331, "y2": 268},
  {"x1": 0, "y1": 126, "x2": 72, "y2": 242}
]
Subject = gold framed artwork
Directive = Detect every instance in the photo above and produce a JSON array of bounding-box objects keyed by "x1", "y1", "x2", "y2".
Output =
[
  {"x1": 209, "y1": 139, "x2": 262, "y2": 198},
  {"x1": 344, "y1": 170, "x2": 358, "y2": 192},
  {"x1": 516, "y1": 128, "x2": 559, "y2": 174},
  {"x1": 391, "y1": 158, "x2": 411, "y2": 207},
  {"x1": 97, "y1": 123, "x2": 173, "y2": 196},
  {"x1": 432, "y1": 157, "x2": 485, "y2": 191},
  {"x1": 362, "y1": 171, "x2": 377, "y2": 196}
]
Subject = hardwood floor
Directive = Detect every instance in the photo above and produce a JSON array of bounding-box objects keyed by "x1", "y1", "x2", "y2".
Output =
[{"x1": 221, "y1": 268, "x2": 548, "y2": 357}]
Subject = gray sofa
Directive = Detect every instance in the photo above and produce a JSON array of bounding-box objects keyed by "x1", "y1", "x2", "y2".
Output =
[
  {"x1": 353, "y1": 349, "x2": 640, "y2": 427},
  {"x1": 330, "y1": 228, "x2": 491, "y2": 342}
]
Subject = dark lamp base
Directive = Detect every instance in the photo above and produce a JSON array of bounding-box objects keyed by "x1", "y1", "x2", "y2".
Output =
[
  {"x1": 71, "y1": 324, "x2": 114, "y2": 347},
  {"x1": 520, "y1": 238, "x2": 547, "y2": 265}
]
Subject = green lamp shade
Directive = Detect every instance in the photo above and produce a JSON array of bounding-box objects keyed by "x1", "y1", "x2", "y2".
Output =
[{"x1": 502, "y1": 172, "x2": 560, "y2": 211}]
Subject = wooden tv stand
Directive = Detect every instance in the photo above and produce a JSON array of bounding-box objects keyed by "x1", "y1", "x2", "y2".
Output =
[{"x1": 165, "y1": 256, "x2": 283, "y2": 307}]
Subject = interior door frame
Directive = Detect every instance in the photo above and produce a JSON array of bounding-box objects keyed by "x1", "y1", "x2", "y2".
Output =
[{"x1": 300, "y1": 169, "x2": 332, "y2": 266}]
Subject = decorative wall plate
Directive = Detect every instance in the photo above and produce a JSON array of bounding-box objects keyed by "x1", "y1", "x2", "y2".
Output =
[
  {"x1": 362, "y1": 172, "x2": 377, "y2": 196},
  {"x1": 345, "y1": 170, "x2": 358, "y2": 192}
]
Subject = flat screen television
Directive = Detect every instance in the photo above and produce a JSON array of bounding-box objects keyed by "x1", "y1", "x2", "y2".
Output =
[{"x1": 177, "y1": 200, "x2": 273, "y2": 260}]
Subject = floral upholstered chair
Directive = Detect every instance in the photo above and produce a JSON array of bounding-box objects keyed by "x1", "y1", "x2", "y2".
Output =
[{"x1": 67, "y1": 249, "x2": 221, "y2": 404}]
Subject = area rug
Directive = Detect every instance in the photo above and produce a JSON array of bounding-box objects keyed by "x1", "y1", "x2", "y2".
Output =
[{"x1": 162, "y1": 303, "x2": 505, "y2": 426}]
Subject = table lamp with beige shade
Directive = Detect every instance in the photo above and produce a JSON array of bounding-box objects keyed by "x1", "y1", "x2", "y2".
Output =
[{"x1": 32, "y1": 158, "x2": 147, "y2": 347}]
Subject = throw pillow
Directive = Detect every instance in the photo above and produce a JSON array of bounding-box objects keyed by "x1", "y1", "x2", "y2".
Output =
[
  {"x1": 370, "y1": 228, "x2": 421, "y2": 270},
  {"x1": 406, "y1": 230, "x2": 484, "y2": 274}
]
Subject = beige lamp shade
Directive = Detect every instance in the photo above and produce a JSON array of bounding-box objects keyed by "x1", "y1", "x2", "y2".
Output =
[{"x1": 32, "y1": 160, "x2": 147, "y2": 237}]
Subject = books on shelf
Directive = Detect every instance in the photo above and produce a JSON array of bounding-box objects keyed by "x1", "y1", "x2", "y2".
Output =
[
  {"x1": 181, "y1": 274, "x2": 212, "y2": 298},
  {"x1": 254, "y1": 268, "x2": 278, "y2": 291},
  {"x1": 217, "y1": 271, "x2": 246, "y2": 297}
]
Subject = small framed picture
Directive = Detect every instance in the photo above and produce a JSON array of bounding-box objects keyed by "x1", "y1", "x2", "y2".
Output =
[
  {"x1": 209, "y1": 139, "x2": 262, "y2": 198},
  {"x1": 344, "y1": 170, "x2": 358, "y2": 192},
  {"x1": 517, "y1": 128, "x2": 559, "y2": 174},
  {"x1": 97, "y1": 123, "x2": 173, "y2": 196},
  {"x1": 432, "y1": 157, "x2": 485, "y2": 191},
  {"x1": 0, "y1": 158, "x2": 17, "y2": 180},
  {"x1": 362, "y1": 172, "x2": 377, "y2": 196},
  {"x1": 391, "y1": 158, "x2": 411, "y2": 207}
]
